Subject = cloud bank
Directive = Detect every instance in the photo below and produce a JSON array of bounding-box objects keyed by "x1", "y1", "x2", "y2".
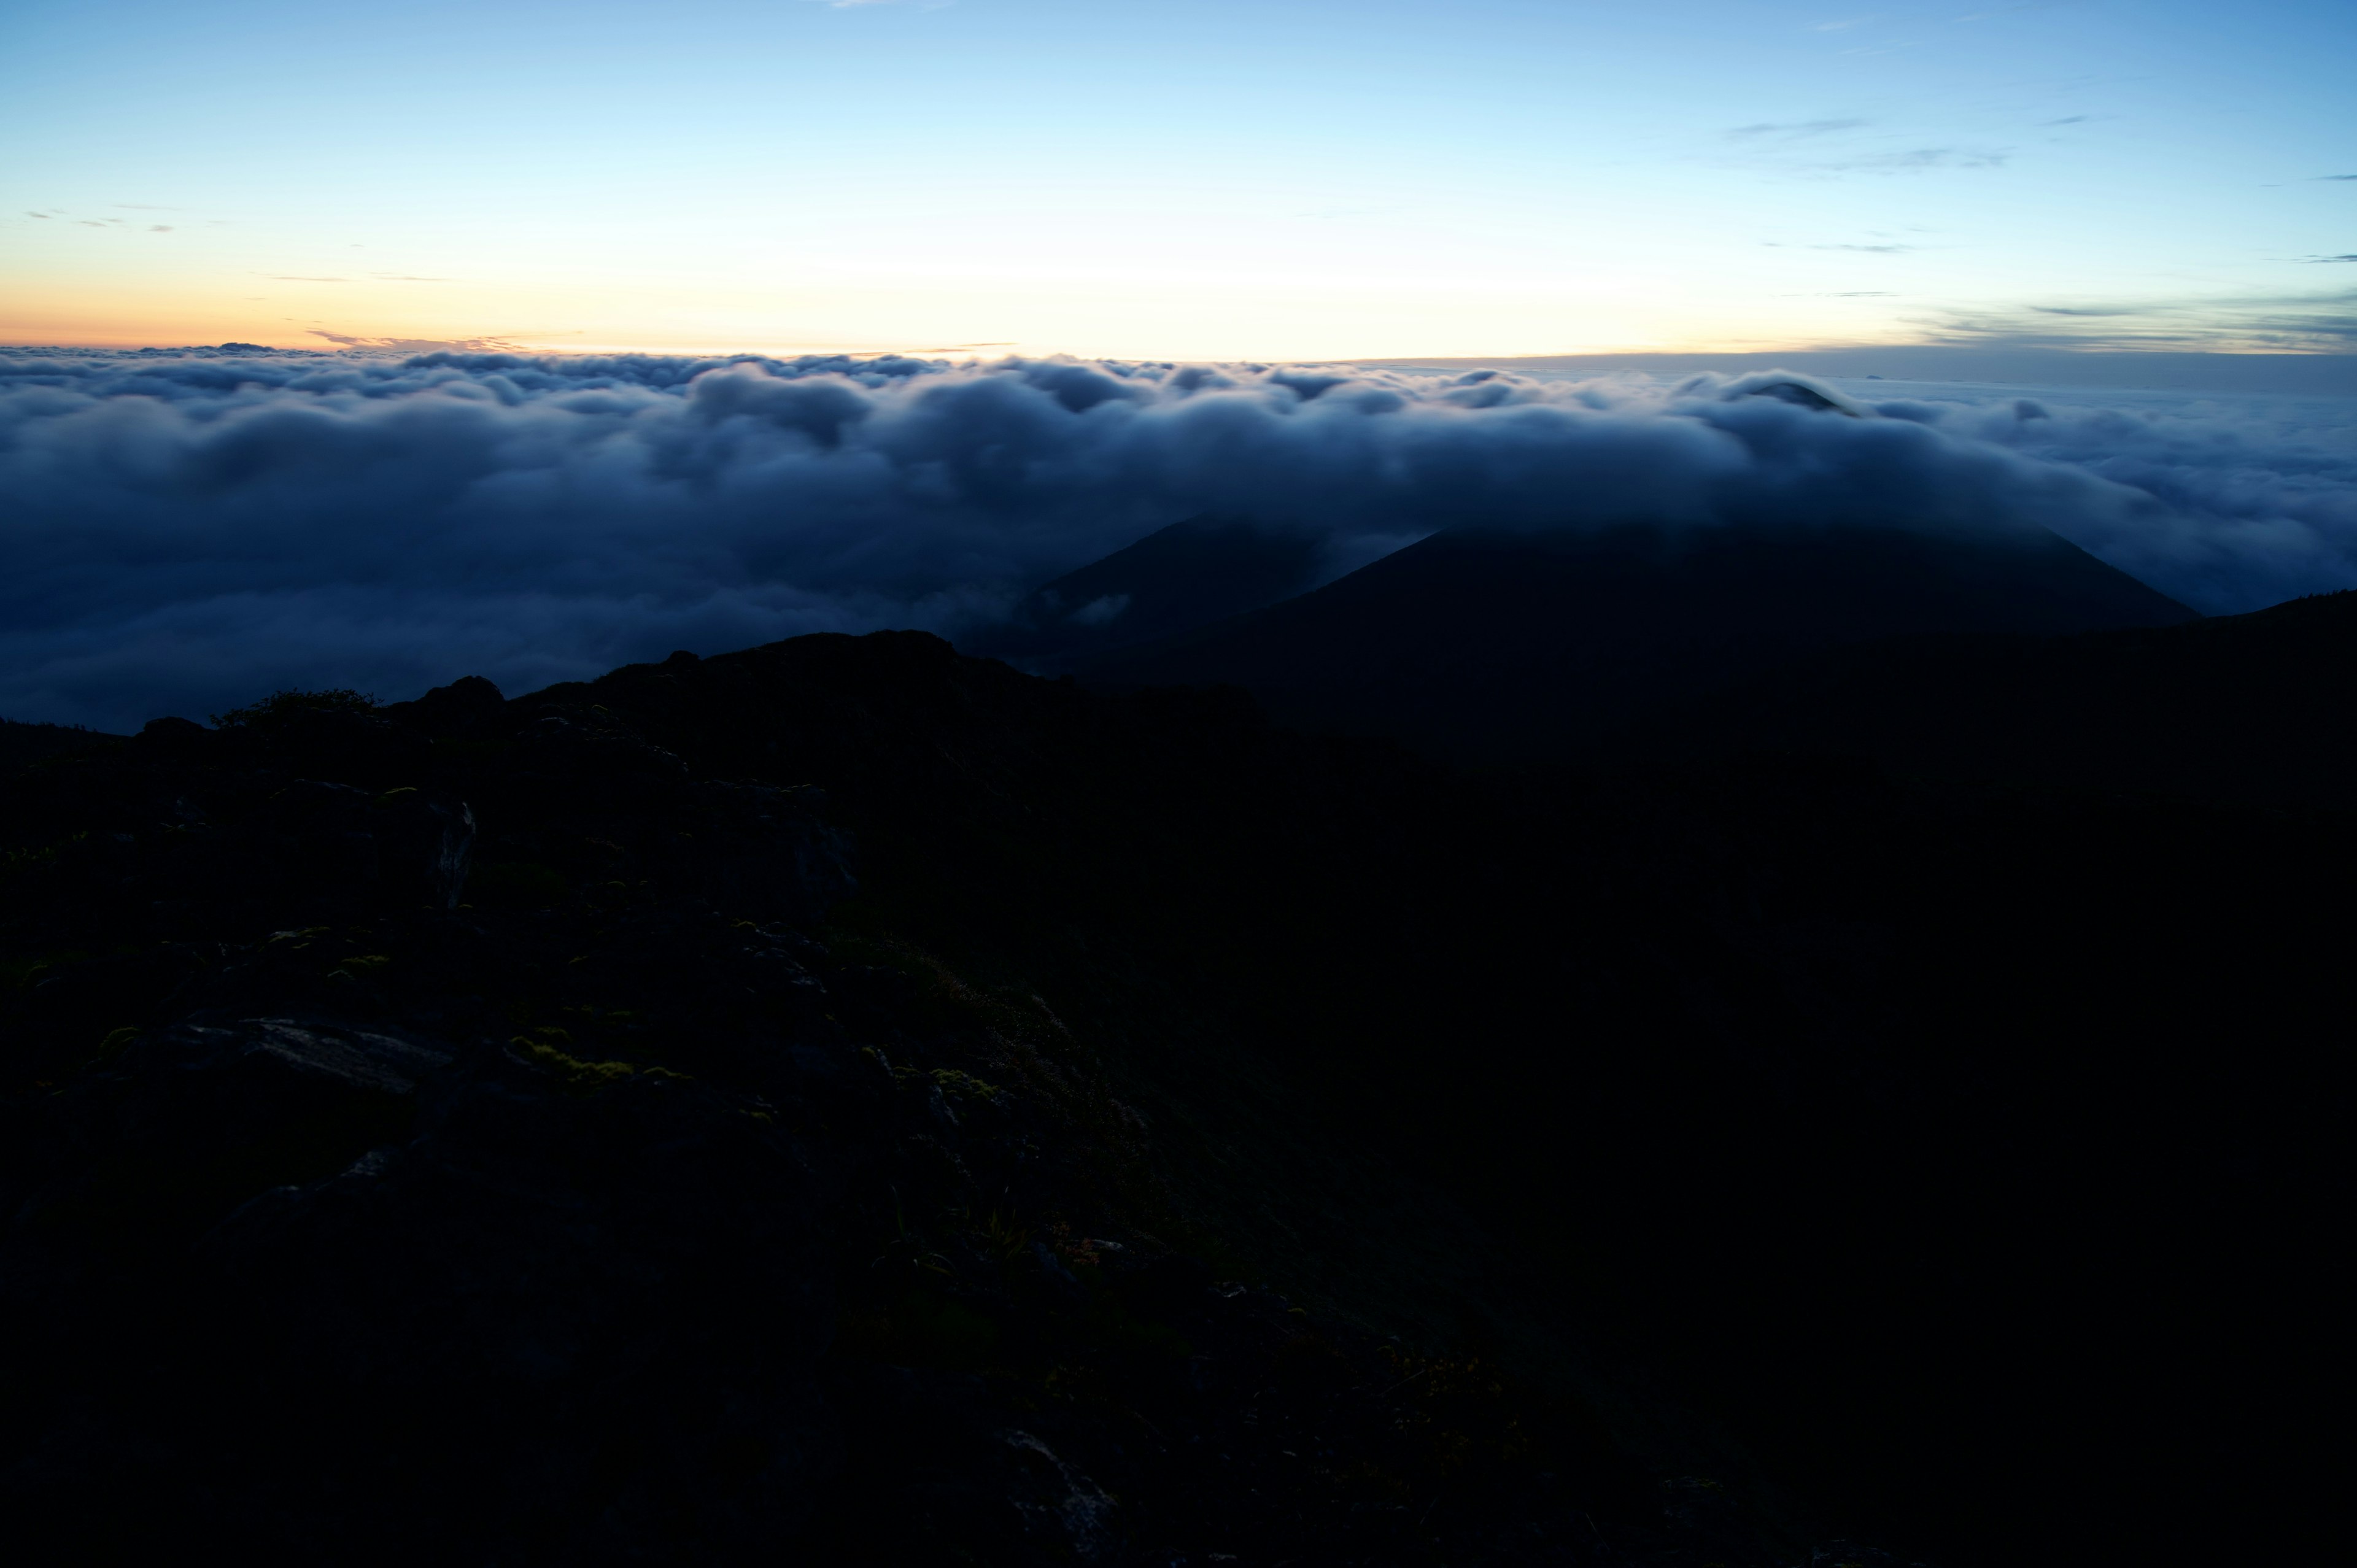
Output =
[
  {"x1": 1872, "y1": 386, "x2": 2357, "y2": 614},
  {"x1": 2, "y1": 347, "x2": 2352, "y2": 730}
]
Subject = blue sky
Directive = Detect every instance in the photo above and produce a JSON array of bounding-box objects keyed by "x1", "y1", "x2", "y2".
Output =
[{"x1": 4, "y1": 0, "x2": 2351, "y2": 358}]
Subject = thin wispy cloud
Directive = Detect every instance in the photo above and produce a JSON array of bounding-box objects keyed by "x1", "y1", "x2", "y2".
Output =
[
  {"x1": 1839, "y1": 147, "x2": 2008, "y2": 172},
  {"x1": 306, "y1": 331, "x2": 530, "y2": 352},
  {"x1": 1727, "y1": 118, "x2": 1870, "y2": 139},
  {"x1": 1722, "y1": 121, "x2": 2008, "y2": 178},
  {"x1": 1762, "y1": 241, "x2": 1922, "y2": 253},
  {"x1": 1924, "y1": 286, "x2": 2357, "y2": 350}
]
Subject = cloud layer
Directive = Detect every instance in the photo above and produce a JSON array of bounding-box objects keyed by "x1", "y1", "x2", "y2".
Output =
[
  {"x1": 2, "y1": 347, "x2": 2351, "y2": 730},
  {"x1": 1875, "y1": 385, "x2": 2357, "y2": 614}
]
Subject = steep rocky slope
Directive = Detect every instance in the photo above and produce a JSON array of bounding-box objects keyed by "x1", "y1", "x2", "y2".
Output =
[{"x1": 0, "y1": 643, "x2": 1797, "y2": 1566}]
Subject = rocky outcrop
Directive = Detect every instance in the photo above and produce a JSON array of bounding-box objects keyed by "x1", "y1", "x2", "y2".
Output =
[{"x1": 0, "y1": 649, "x2": 1731, "y2": 1566}]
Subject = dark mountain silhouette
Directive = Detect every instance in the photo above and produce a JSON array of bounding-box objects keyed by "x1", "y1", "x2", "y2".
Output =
[
  {"x1": 1078, "y1": 522, "x2": 2197, "y2": 760},
  {"x1": 1, "y1": 611, "x2": 2341, "y2": 1567},
  {"x1": 972, "y1": 514, "x2": 1331, "y2": 667}
]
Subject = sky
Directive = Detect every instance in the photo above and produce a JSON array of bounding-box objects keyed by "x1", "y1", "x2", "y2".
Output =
[{"x1": 4, "y1": 0, "x2": 2353, "y2": 361}]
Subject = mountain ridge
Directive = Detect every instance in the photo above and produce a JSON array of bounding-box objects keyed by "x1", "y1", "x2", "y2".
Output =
[
  {"x1": 1073, "y1": 520, "x2": 2197, "y2": 760},
  {"x1": 970, "y1": 514, "x2": 1335, "y2": 670}
]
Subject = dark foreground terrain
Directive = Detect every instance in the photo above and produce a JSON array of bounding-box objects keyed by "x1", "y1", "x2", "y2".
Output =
[{"x1": 3, "y1": 612, "x2": 2348, "y2": 1566}]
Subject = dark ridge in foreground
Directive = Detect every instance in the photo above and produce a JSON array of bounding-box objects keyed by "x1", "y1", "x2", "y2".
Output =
[
  {"x1": 0, "y1": 717, "x2": 124, "y2": 776},
  {"x1": 2, "y1": 629, "x2": 2342, "y2": 1567},
  {"x1": 1643, "y1": 587, "x2": 2357, "y2": 814}
]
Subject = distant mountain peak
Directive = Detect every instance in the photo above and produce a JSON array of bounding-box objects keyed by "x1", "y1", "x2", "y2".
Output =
[
  {"x1": 967, "y1": 514, "x2": 1331, "y2": 669},
  {"x1": 1080, "y1": 519, "x2": 2196, "y2": 761}
]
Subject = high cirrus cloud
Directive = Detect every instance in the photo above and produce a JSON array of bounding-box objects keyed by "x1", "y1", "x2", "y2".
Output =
[{"x1": 1, "y1": 347, "x2": 2351, "y2": 730}]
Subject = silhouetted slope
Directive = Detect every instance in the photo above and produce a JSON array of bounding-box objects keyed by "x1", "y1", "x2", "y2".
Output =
[
  {"x1": 1650, "y1": 588, "x2": 2357, "y2": 814},
  {"x1": 0, "y1": 718, "x2": 122, "y2": 775},
  {"x1": 0, "y1": 643, "x2": 1776, "y2": 1567},
  {"x1": 972, "y1": 514, "x2": 1330, "y2": 667},
  {"x1": 1083, "y1": 523, "x2": 2197, "y2": 760},
  {"x1": 2, "y1": 627, "x2": 2340, "y2": 1568}
]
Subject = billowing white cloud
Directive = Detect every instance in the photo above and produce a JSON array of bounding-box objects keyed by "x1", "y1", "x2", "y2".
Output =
[
  {"x1": 1, "y1": 347, "x2": 2350, "y2": 730},
  {"x1": 1870, "y1": 388, "x2": 2357, "y2": 614}
]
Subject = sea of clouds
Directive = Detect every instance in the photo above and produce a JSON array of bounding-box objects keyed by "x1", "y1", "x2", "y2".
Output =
[{"x1": 4, "y1": 347, "x2": 2353, "y2": 731}]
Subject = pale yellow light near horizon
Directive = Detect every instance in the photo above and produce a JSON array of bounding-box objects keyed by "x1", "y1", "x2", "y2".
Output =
[
  {"x1": 0, "y1": 263, "x2": 1924, "y2": 362},
  {"x1": 12, "y1": 106, "x2": 2318, "y2": 364}
]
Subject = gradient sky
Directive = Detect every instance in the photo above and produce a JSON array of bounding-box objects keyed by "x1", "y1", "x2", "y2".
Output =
[{"x1": 4, "y1": 0, "x2": 2351, "y2": 360}]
